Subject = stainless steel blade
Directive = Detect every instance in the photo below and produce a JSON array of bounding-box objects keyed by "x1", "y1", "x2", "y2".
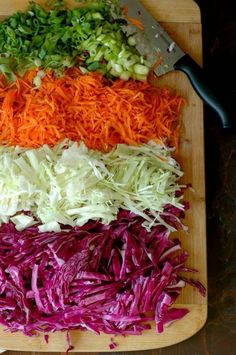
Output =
[{"x1": 117, "y1": 0, "x2": 185, "y2": 76}]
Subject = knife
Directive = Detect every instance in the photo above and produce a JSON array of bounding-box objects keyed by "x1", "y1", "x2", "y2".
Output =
[{"x1": 117, "y1": 0, "x2": 231, "y2": 128}]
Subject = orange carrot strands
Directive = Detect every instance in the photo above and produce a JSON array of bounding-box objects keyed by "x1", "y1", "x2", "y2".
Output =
[
  {"x1": 0, "y1": 68, "x2": 185, "y2": 151},
  {"x1": 150, "y1": 55, "x2": 163, "y2": 74},
  {"x1": 122, "y1": 5, "x2": 145, "y2": 31}
]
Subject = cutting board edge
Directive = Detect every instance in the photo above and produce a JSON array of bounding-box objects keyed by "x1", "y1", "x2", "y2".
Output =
[{"x1": 0, "y1": 304, "x2": 207, "y2": 352}]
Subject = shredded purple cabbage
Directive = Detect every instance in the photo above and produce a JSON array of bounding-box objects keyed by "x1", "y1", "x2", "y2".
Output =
[
  {"x1": 109, "y1": 341, "x2": 118, "y2": 350},
  {"x1": 0, "y1": 210, "x2": 205, "y2": 339}
]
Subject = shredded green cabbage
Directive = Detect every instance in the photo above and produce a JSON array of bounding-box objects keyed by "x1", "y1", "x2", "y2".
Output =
[{"x1": 0, "y1": 141, "x2": 184, "y2": 231}]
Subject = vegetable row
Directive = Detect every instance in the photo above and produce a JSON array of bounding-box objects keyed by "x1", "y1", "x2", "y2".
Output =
[
  {"x1": 0, "y1": 68, "x2": 184, "y2": 150},
  {"x1": 0, "y1": 212, "x2": 205, "y2": 338},
  {"x1": 0, "y1": 1, "x2": 150, "y2": 81},
  {"x1": 0, "y1": 141, "x2": 184, "y2": 232}
]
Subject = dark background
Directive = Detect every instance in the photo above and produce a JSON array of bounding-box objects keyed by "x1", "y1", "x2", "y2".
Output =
[
  {"x1": 163, "y1": 0, "x2": 236, "y2": 353},
  {"x1": 5, "y1": 1, "x2": 236, "y2": 354}
]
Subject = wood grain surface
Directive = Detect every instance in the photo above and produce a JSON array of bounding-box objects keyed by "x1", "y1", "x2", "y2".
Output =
[{"x1": 0, "y1": 0, "x2": 207, "y2": 352}]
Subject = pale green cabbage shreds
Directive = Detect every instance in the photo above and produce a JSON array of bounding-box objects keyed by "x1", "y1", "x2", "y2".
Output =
[{"x1": 0, "y1": 141, "x2": 185, "y2": 232}]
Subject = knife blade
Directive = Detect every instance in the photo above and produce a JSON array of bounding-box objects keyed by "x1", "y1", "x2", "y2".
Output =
[{"x1": 117, "y1": 0, "x2": 231, "y2": 128}]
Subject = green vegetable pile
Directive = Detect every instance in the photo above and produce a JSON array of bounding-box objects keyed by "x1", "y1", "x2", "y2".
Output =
[
  {"x1": 0, "y1": 0, "x2": 151, "y2": 81},
  {"x1": 0, "y1": 141, "x2": 184, "y2": 232}
]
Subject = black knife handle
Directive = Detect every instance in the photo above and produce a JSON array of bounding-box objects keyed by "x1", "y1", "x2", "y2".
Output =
[{"x1": 174, "y1": 54, "x2": 231, "y2": 129}]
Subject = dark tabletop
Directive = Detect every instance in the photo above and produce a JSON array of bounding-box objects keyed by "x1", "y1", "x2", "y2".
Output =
[{"x1": 6, "y1": 1, "x2": 236, "y2": 355}]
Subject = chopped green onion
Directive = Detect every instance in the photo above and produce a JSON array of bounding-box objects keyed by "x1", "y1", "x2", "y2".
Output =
[
  {"x1": 0, "y1": 2, "x2": 151, "y2": 81},
  {"x1": 34, "y1": 58, "x2": 42, "y2": 67},
  {"x1": 128, "y1": 36, "x2": 136, "y2": 46},
  {"x1": 133, "y1": 64, "x2": 150, "y2": 76},
  {"x1": 120, "y1": 71, "x2": 131, "y2": 81},
  {"x1": 33, "y1": 75, "x2": 42, "y2": 88}
]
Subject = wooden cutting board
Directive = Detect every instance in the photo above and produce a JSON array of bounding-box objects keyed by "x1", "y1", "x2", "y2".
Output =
[{"x1": 0, "y1": 0, "x2": 207, "y2": 352}]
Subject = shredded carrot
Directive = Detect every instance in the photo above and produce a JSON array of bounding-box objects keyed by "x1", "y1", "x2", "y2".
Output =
[
  {"x1": 0, "y1": 68, "x2": 185, "y2": 151},
  {"x1": 122, "y1": 5, "x2": 145, "y2": 31},
  {"x1": 150, "y1": 53, "x2": 164, "y2": 74}
]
